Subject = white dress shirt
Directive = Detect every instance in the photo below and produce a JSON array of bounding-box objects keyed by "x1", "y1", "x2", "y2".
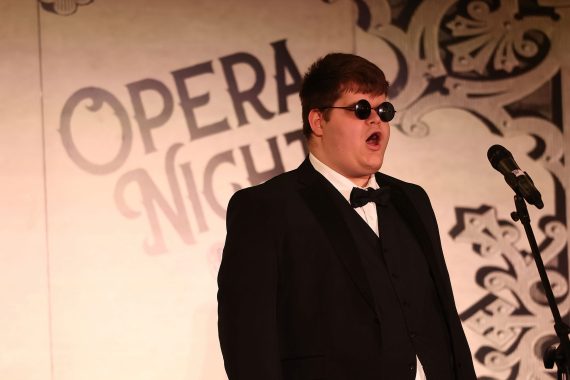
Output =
[{"x1": 309, "y1": 153, "x2": 427, "y2": 380}]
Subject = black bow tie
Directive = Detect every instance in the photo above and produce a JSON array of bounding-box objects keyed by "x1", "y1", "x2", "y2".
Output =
[{"x1": 350, "y1": 186, "x2": 390, "y2": 208}]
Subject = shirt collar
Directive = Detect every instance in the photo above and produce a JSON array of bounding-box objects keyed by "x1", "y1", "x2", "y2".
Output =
[{"x1": 309, "y1": 153, "x2": 379, "y2": 204}]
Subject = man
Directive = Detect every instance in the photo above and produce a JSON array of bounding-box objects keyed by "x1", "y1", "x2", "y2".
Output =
[{"x1": 218, "y1": 53, "x2": 477, "y2": 379}]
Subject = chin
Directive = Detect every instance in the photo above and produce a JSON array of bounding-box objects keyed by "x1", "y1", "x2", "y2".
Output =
[
  {"x1": 361, "y1": 164, "x2": 382, "y2": 176},
  {"x1": 368, "y1": 159, "x2": 384, "y2": 173}
]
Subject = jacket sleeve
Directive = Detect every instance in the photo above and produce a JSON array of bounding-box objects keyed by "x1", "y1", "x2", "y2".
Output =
[{"x1": 217, "y1": 189, "x2": 283, "y2": 380}]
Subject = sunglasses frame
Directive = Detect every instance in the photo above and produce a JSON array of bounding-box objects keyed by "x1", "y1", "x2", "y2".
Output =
[{"x1": 318, "y1": 99, "x2": 396, "y2": 122}]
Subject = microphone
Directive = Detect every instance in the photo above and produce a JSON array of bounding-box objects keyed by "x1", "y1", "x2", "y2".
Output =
[{"x1": 487, "y1": 144, "x2": 544, "y2": 209}]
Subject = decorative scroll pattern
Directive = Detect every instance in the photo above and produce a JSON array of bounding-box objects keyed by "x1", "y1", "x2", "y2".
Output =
[
  {"x1": 451, "y1": 206, "x2": 567, "y2": 378},
  {"x1": 39, "y1": 0, "x2": 93, "y2": 16},
  {"x1": 352, "y1": 0, "x2": 569, "y2": 378}
]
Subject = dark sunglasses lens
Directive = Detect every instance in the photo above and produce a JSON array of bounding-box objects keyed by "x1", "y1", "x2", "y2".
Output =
[
  {"x1": 354, "y1": 100, "x2": 371, "y2": 120},
  {"x1": 378, "y1": 101, "x2": 395, "y2": 122}
]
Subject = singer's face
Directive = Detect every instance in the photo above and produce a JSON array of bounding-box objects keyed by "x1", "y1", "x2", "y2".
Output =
[{"x1": 310, "y1": 91, "x2": 390, "y2": 186}]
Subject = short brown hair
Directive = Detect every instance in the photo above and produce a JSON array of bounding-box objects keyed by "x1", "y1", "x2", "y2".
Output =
[{"x1": 299, "y1": 53, "x2": 389, "y2": 138}]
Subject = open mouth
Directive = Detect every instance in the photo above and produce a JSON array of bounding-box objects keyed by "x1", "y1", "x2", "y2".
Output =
[{"x1": 366, "y1": 132, "x2": 380, "y2": 145}]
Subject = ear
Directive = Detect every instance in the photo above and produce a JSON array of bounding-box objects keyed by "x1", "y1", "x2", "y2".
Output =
[{"x1": 308, "y1": 109, "x2": 325, "y2": 137}]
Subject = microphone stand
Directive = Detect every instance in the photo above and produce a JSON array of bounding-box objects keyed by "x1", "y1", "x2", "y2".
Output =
[{"x1": 511, "y1": 194, "x2": 570, "y2": 379}]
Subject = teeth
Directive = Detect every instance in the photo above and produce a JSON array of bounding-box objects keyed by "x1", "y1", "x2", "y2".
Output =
[{"x1": 367, "y1": 133, "x2": 379, "y2": 142}]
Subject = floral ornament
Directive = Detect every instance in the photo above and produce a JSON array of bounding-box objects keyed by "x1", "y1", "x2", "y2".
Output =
[
  {"x1": 38, "y1": 0, "x2": 93, "y2": 16},
  {"x1": 353, "y1": 0, "x2": 563, "y2": 143},
  {"x1": 445, "y1": 0, "x2": 552, "y2": 76},
  {"x1": 451, "y1": 205, "x2": 567, "y2": 379}
]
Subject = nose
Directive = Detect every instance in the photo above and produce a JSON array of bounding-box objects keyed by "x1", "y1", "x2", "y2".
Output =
[{"x1": 367, "y1": 108, "x2": 382, "y2": 124}]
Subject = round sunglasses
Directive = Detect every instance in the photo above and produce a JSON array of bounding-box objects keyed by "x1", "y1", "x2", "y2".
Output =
[{"x1": 319, "y1": 99, "x2": 396, "y2": 122}]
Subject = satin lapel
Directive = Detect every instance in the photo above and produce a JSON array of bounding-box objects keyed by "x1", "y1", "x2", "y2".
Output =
[
  {"x1": 297, "y1": 160, "x2": 376, "y2": 311},
  {"x1": 376, "y1": 173, "x2": 453, "y2": 311}
]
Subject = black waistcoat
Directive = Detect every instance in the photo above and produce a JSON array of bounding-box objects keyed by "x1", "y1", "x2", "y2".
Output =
[{"x1": 337, "y1": 195, "x2": 456, "y2": 379}]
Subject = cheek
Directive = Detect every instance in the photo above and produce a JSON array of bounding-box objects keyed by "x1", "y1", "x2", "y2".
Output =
[
  {"x1": 382, "y1": 125, "x2": 391, "y2": 145},
  {"x1": 327, "y1": 128, "x2": 352, "y2": 149}
]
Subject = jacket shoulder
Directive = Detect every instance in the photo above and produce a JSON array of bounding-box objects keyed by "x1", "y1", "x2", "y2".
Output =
[
  {"x1": 376, "y1": 172, "x2": 427, "y2": 198},
  {"x1": 228, "y1": 168, "x2": 300, "y2": 207}
]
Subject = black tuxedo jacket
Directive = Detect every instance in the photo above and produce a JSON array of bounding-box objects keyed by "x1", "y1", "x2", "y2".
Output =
[{"x1": 218, "y1": 158, "x2": 476, "y2": 380}]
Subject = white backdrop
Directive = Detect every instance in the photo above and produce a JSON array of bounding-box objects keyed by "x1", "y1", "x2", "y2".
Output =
[{"x1": 1, "y1": 1, "x2": 569, "y2": 379}]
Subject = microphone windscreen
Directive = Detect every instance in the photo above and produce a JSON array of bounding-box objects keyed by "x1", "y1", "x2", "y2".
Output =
[{"x1": 487, "y1": 144, "x2": 512, "y2": 170}]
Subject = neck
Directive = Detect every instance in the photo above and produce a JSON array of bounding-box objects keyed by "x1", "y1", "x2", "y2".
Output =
[
  {"x1": 352, "y1": 175, "x2": 371, "y2": 188},
  {"x1": 309, "y1": 151, "x2": 373, "y2": 188}
]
